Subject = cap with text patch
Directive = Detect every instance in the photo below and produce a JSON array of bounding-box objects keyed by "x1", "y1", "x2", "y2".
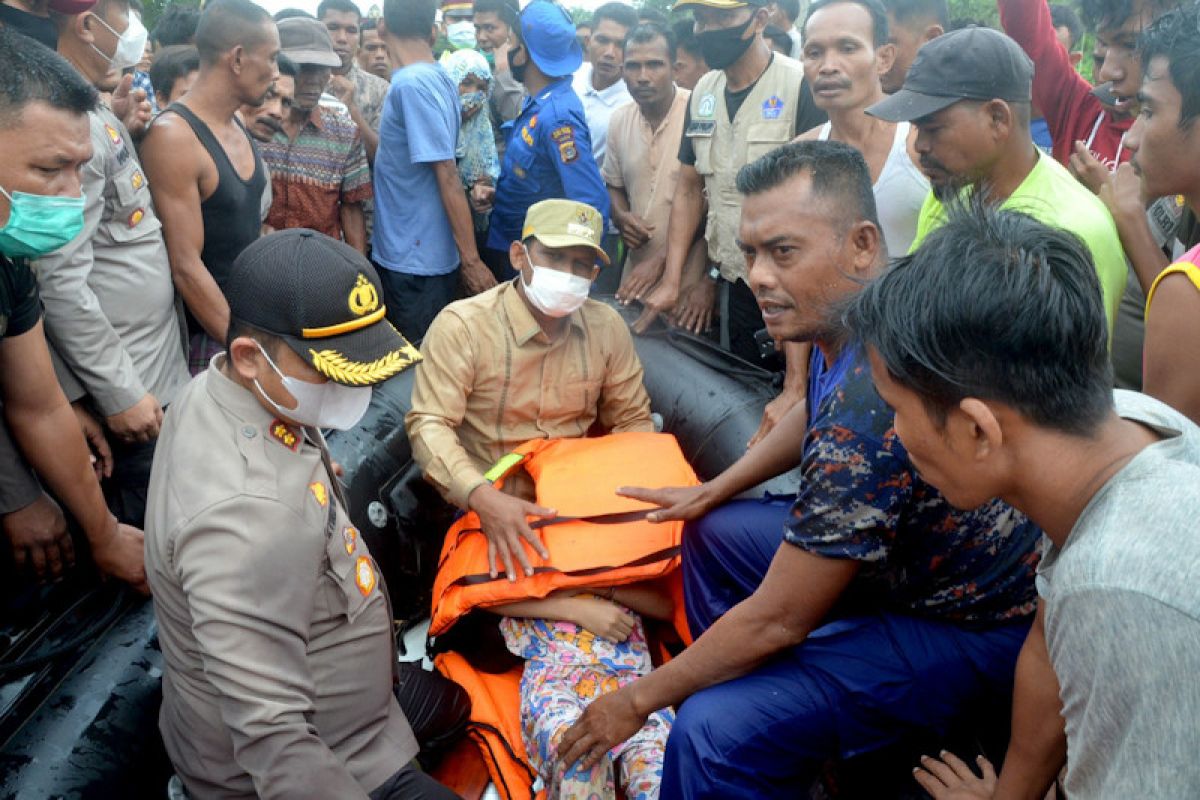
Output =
[
  {"x1": 866, "y1": 27, "x2": 1033, "y2": 123},
  {"x1": 521, "y1": 199, "x2": 610, "y2": 266},
  {"x1": 225, "y1": 229, "x2": 421, "y2": 386}
]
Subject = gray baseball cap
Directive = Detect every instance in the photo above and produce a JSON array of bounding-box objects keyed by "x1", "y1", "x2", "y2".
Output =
[
  {"x1": 277, "y1": 17, "x2": 342, "y2": 68},
  {"x1": 867, "y1": 27, "x2": 1034, "y2": 122}
]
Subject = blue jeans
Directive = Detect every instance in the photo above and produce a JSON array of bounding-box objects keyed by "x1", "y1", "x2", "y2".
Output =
[{"x1": 662, "y1": 498, "x2": 1031, "y2": 799}]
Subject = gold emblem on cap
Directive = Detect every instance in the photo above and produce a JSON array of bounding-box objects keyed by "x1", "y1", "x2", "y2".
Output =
[{"x1": 348, "y1": 274, "x2": 380, "y2": 317}]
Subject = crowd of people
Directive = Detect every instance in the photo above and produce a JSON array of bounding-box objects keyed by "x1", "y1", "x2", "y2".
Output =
[{"x1": 0, "y1": 0, "x2": 1198, "y2": 795}]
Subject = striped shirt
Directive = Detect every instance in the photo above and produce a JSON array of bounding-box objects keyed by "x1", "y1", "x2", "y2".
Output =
[{"x1": 260, "y1": 104, "x2": 372, "y2": 240}]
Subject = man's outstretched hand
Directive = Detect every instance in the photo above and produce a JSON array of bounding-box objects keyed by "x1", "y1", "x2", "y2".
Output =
[
  {"x1": 559, "y1": 687, "x2": 647, "y2": 771},
  {"x1": 467, "y1": 483, "x2": 553, "y2": 581},
  {"x1": 913, "y1": 751, "x2": 997, "y2": 800},
  {"x1": 617, "y1": 484, "x2": 716, "y2": 524}
]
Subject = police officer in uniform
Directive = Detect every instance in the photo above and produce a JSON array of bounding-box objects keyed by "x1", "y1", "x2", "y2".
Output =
[
  {"x1": 484, "y1": 0, "x2": 610, "y2": 279},
  {"x1": 145, "y1": 229, "x2": 459, "y2": 799}
]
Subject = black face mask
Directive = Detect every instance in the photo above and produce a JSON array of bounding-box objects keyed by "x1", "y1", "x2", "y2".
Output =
[
  {"x1": 697, "y1": 15, "x2": 757, "y2": 71},
  {"x1": 508, "y1": 44, "x2": 528, "y2": 84}
]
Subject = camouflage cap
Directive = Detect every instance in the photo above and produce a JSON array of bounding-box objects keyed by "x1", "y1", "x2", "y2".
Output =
[{"x1": 521, "y1": 199, "x2": 610, "y2": 266}]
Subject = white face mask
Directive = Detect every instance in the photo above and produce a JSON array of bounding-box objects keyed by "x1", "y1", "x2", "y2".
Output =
[
  {"x1": 447, "y1": 20, "x2": 477, "y2": 50},
  {"x1": 91, "y1": 11, "x2": 148, "y2": 73},
  {"x1": 521, "y1": 245, "x2": 592, "y2": 318},
  {"x1": 253, "y1": 342, "x2": 372, "y2": 430}
]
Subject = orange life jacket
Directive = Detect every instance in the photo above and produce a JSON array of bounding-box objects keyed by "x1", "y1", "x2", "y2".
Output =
[
  {"x1": 429, "y1": 431, "x2": 699, "y2": 638},
  {"x1": 431, "y1": 432, "x2": 698, "y2": 800}
]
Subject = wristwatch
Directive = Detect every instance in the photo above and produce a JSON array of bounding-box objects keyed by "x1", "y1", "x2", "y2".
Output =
[{"x1": 707, "y1": 265, "x2": 722, "y2": 283}]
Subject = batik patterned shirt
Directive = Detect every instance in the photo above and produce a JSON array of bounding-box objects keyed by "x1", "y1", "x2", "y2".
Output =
[
  {"x1": 783, "y1": 342, "x2": 1041, "y2": 623},
  {"x1": 260, "y1": 104, "x2": 372, "y2": 241}
]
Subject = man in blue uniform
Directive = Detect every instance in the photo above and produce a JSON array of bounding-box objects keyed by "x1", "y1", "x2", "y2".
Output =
[{"x1": 484, "y1": 0, "x2": 609, "y2": 279}]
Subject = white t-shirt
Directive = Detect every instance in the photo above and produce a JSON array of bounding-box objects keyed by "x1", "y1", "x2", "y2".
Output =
[{"x1": 572, "y1": 62, "x2": 632, "y2": 167}]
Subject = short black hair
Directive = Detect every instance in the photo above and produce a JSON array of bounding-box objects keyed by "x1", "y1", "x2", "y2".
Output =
[
  {"x1": 625, "y1": 21, "x2": 676, "y2": 60},
  {"x1": 845, "y1": 199, "x2": 1113, "y2": 435},
  {"x1": 1049, "y1": 3, "x2": 1083, "y2": 51},
  {"x1": 764, "y1": 23, "x2": 792, "y2": 52},
  {"x1": 880, "y1": 0, "x2": 948, "y2": 28},
  {"x1": 1139, "y1": 4, "x2": 1200, "y2": 130},
  {"x1": 0, "y1": 27, "x2": 98, "y2": 130},
  {"x1": 318, "y1": 0, "x2": 362, "y2": 21},
  {"x1": 1079, "y1": 0, "x2": 1176, "y2": 31},
  {"x1": 195, "y1": 0, "x2": 274, "y2": 65},
  {"x1": 151, "y1": 3, "x2": 201, "y2": 47},
  {"x1": 591, "y1": 1, "x2": 638, "y2": 33},
  {"x1": 273, "y1": 8, "x2": 314, "y2": 21},
  {"x1": 673, "y1": 17, "x2": 703, "y2": 58},
  {"x1": 473, "y1": 0, "x2": 518, "y2": 28},
  {"x1": 276, "y1": 52, "x2": 299, "y2": 78},
  {"x1": 148, "y1": 44, "x2": 200, "y2": 100},
  {"x1": 806, "y1": 0, "x2": 890, "y2": 47},
  {"x1": 736, "y1": 140, "x2": 881, "y2": 233},
  {"x1": 637, "y1": 7, "x2": 668, "y2": 24},
  {"x1": 383, "y1": 0, "x2": 436, "y2": 39},
  {"x1": 774, "y1": 0, "x2": 802, "y2": 22}
]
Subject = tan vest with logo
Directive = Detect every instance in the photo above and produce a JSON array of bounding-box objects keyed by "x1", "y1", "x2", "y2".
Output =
[{"x1": 687, "y1": 53, "x2": 804, "y2": 281}]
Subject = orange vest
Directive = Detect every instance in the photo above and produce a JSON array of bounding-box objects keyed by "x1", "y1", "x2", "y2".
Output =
[
  {"x1": 429, "y1": 431, "x2": 699, "y2": 638},
  {"x1": 431, "y1": 432, "x2": 698, "y2": 800}
]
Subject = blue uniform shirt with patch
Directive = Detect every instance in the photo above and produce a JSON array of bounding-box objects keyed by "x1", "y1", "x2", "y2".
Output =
[
  {"x1": 784, "y1": 342, "x2": 1041, "y2": 624},
  {"x1": 487, "y1": 76, "x2": 611, "y2": 251}
]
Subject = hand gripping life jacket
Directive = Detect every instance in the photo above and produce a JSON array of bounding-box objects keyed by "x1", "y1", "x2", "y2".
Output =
[
  {"x1": 429, "y1": 431, "x2": 699, "y2": 638},
  {"x1": 431, "y1": 431, "x2": 698, "y2": 800}
]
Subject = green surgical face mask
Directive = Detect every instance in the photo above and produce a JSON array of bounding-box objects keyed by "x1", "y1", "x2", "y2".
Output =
[{"x1": 0, "y1": 185, "x2": 85, "y2": 259}]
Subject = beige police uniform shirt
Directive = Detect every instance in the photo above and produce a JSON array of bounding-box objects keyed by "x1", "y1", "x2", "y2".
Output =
[
  {"x1": 405, "y1": 281, "x2": 654, "y2": 508},
  {"x1": 145, "y1": 357, "x2": 417, "y2": 799},
  {"x1": 32, "y1": 105, "x2": 188, "y2": 416}
]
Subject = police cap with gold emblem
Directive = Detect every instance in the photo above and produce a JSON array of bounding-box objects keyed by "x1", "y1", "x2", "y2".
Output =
[
  {"x1": 226, "y1": 229, "x2": 421, "y2": 386},
  {"x1": 521, "y1": 199, "x2": 610, "y2": 266}
]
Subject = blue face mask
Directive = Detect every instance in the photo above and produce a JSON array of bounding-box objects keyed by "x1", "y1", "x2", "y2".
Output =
[{"x1": 0, "y1": 185, "x2": 85, "y2": 259}]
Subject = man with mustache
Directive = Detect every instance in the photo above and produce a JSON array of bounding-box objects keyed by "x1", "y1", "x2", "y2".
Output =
[
  {"x1": 796, "y1": 0, "x2": 927, "y2": 256},
  {"x1": 258, "y1": 17, "x2": 371, "y2": 254},
  {"x1": 869, "y1": 27, "x2": 1127, "y2": 340},
  {"x1": 560, "y1": 141, "x2": 1042, "y2": 798}
]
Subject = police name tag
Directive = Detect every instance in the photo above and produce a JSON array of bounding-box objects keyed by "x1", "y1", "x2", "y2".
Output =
[{"x1": 686, "y1": 120, "x2": 716, "y2": 137}]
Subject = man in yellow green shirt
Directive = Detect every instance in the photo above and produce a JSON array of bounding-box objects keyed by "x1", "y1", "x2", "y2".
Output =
[{"x1": 868, "y1": 26, "x2": 1126, "y2": 340}]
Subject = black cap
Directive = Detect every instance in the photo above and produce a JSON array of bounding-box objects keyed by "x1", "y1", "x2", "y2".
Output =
[
  {"x1": 866, "y1": 27, "x2": 1034, "y2": 122},
  {"x1": 226, "y1": 229, "x2": 421, "y2": 386}
]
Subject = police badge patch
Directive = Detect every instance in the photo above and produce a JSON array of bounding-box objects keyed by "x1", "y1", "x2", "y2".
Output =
[{"x1": 698, "y1": 94, "x2": 716, "y2": 118}]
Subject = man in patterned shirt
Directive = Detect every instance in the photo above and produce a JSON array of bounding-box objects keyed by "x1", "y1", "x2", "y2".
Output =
[
  {"x1": 559, "y1": 141, "x2": 1042, "y2": 797},
  {"x1": 261, "y1": 16, "x2": 371, "y2": 253}
]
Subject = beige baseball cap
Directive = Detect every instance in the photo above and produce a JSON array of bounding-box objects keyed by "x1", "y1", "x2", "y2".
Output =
[{"x1": 521, "y1": 199, "x2": 610, "y2": 266}]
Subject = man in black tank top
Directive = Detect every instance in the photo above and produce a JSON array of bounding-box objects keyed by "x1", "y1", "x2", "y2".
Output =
[{"x1": 141, "y1": 0, "x2": 276, "y2": 374}]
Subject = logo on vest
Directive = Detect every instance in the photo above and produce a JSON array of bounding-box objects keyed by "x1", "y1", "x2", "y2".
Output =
[
  {"x1": 697, "y1": 94, "x2": 716, "y2": 118},
  {"x1": 762, "y1": 95, "x2": 784, "y2": 120}
]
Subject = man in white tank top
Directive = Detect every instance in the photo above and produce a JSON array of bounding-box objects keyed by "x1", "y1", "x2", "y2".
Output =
[{"x1": 794, "y1": 0, "x2": 927, "y2": 256}]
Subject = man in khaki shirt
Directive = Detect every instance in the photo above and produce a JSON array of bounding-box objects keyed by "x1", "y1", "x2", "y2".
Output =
[
  {"x1": 146, "y1": 230, "x2": 456, "y2": 799},
  {"x1": 407, "y1": 199, "x2": 653, "y2": 580},
  {"x1": 604, "y1": 21, "x2": 710, "y2": 335}
]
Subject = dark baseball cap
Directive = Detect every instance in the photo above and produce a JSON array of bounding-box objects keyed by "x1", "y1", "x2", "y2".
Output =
[
  {"x1": 867, "y1": 27, "x2": 1034, "y2": 123},
  {"x1": 226, "y1": 229, "x2": 421, "y2": 387}
]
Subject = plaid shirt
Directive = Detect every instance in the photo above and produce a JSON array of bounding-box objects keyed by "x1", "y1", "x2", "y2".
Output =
[{"x1": 260, "y1": 104, "x2": 372, "y2": 241}]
